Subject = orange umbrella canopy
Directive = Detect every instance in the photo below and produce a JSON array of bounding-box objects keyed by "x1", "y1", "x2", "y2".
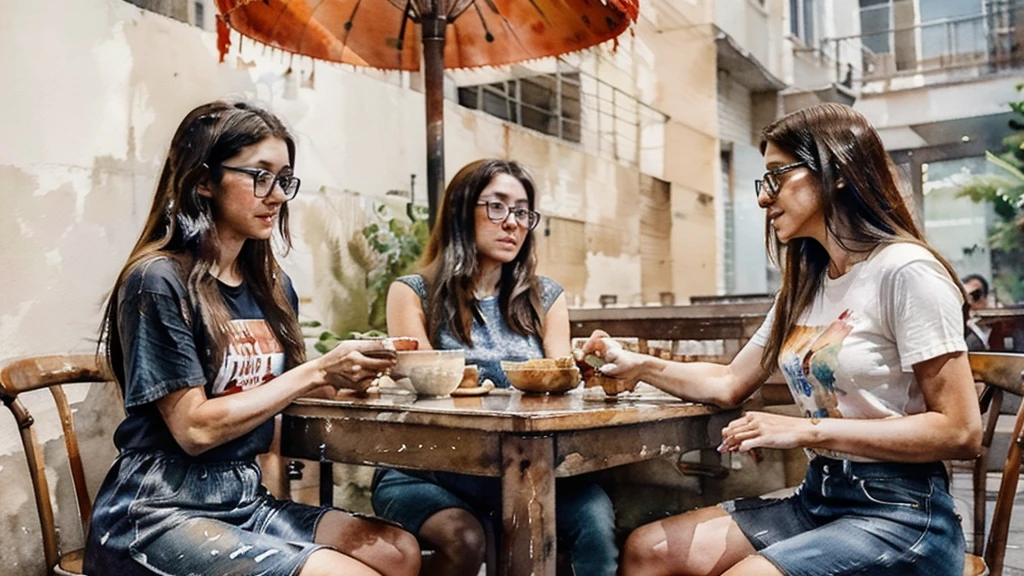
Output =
[{"x1": 215, "y1": 0, "x2": 640, "y2": 71}]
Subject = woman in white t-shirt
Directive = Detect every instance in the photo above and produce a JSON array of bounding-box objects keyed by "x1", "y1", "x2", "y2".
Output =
[{"x1": 584, "y1": 103, "x2": 982, "y2": 576}]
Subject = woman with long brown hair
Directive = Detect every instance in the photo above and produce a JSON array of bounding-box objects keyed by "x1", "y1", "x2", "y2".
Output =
[
  {"x1": 585, "y1": 103, "x2": 982, "y2": 576},
  {"x1": 84, "y1": 100, "x2": 420, "y2": 576},
  {"x1": 372, "y1": 159, "x2": 619, "y2": 576}
]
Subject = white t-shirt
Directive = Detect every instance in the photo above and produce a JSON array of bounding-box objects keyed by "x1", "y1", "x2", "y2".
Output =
[{"x1": 750, "y1": 242, "x2": 966, "y2": 460}]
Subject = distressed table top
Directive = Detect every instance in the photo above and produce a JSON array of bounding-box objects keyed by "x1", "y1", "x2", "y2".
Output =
[{"x1": 284, "y1": 386, "x2": 719, "y2": 433}]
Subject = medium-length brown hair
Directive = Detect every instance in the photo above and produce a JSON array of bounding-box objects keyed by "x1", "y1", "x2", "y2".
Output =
[
  {"x1": 760, "y1": 103, "x2": 965, "y2": 371},
  {"x1": 419, "y1": 159, "x2": 545, "y2": 347},
  {"x1": 99, "y1": 100, "x2": 305, "y2": 384}
]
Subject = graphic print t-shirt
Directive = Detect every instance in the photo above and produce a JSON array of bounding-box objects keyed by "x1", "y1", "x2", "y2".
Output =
[
  {"x1": 750, "y1": 243, "x2": 966, "y2": 461},
  {"x1": 112, "y1": 257, "x2": 298, "y2": 462}
]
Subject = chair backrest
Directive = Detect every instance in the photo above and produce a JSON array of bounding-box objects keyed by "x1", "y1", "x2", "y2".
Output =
[
  {"x1": 967, "y1": 351, "x2": 1024, "y2": 576},
  {"x1": 0, "y1": 354, "x2": 116, "y2": 574}
]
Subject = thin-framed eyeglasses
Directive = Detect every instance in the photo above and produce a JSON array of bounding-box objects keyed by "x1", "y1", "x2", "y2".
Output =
[
  {"x1": 754, "y1": 161, "x2": 808, "y2": 200},
  {"x1": 476, "y1": 201, "x2": 541, "y2": 230},
  {"x1": 219, "y1": 165, "x2": 301, "y2": 200}
]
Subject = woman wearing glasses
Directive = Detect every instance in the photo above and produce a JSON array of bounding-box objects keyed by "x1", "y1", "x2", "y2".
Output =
[
  {"x1": 84, "y1": 101, "x2": 420, "y2": 576},
  {"x1": 586, "y1": 104, "x2": 981, "y2": 576},
  {"x1": 372, "y1": 159, "x2": 618, "y2": 576}
]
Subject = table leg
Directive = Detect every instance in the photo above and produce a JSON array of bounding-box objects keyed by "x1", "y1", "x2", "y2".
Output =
[
  {"x1": 319, "y1": 461, "x2": 334, "y2": 507},
  {"x1": 500, "y1": 435, "x2": 556, "y2": 576}
]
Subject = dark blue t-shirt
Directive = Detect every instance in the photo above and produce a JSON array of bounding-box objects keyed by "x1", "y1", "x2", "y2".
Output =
[{"x1": 112, "y1": 257, "x2": 298, "y2": 462}]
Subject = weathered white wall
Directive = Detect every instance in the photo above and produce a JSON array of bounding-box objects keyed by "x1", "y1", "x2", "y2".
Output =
[
  {"x1": 0, "y1": 0, "x2": 719, "y2": 571},
  {"x1": 716, "y1": 0, "x2": 773, "y2": 70}
]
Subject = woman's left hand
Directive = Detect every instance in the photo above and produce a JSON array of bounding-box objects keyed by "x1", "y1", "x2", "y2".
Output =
[{"x1": 719, "y1": 411, "x2": 818, "y2": 453}]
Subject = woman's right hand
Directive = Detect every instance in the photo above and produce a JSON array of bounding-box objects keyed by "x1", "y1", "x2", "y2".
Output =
[
  {"x1": 317, "y1": 340, "x2": 397, "y2": 393},
  {"x1": 581, "y1": 330, "x2": 645, "y2": 387}
]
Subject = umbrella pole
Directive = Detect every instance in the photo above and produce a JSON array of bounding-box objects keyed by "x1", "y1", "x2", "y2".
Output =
[{"x1": 421, "y1": 14, "x2": 446, "y2": 230}]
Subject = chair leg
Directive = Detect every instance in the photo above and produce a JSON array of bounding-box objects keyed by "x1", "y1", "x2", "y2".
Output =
[
  {"x1": 973, "y1": 445, "x2": 989, "y2": 557},
  {"x1": 974, "y1": 389, "x2": 1003, "y2": 556},
  {"x1": 984, "y1": 397, "x2": 1024, "y2": 575}
]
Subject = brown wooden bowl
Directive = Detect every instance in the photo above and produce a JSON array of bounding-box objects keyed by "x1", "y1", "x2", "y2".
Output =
[{"x1": 501, "y1": 361, "x2": 581, "y2": 394}]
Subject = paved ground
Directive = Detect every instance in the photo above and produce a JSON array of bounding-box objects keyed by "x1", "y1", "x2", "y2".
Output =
[{"x1": 951, "y1": 471, "x2": 1024, "y2": 575}]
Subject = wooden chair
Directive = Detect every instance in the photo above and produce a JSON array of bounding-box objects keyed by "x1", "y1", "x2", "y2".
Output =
[
  {"x1": 0, "y1": 354, "x2": 116, "y2": 576},
  {"x1": 964, "y1": 351, "x2": 1024, "y2": 576}
]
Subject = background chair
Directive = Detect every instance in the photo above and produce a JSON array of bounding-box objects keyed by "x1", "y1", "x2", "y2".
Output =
[
  {"x1": 964, "y1": 351, "x2": 1024, "y2": 576},
  {"x1": 0, "y1": 354, "x2": 116, "y2": 576}
]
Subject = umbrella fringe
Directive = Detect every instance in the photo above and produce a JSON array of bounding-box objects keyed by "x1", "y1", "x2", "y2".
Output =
[
  {"x1": 443, "y1": 36, "x2": 632, "y2": 72},
  {"x1": 218, "y1": 34, "x2": 631, "y2": 78},
  {"x1": 214, "y1": 11, "x2": 635, "y2": 74}
]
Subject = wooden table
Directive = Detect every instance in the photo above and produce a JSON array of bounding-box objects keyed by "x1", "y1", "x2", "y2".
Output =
[{"x1": 280, "y1": 388, "x2": 733, "y2": 576}]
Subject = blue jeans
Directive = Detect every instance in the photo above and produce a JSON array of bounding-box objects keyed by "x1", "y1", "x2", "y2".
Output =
[
  {"x1": 724, "y1": 457, "x2": 965, "y2": 576},
  {"x1": 372, "y1": 469, "x2": 619, "y2": 576},
  {"x1": 84, "y1": 450, "x2": 328, "y2": 575}
]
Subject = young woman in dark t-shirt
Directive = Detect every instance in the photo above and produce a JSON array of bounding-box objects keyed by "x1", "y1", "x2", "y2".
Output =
[{"x1": 84, "y1": 101, "x2": 420, "y2": 576}]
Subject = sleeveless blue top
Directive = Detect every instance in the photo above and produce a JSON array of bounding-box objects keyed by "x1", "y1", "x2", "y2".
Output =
[{"x1": 396, "y1": 274, "x2": 563, "y2": 388}]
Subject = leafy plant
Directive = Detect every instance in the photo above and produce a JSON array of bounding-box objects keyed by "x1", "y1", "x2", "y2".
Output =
[
  {"x1": 300, "y1": 201, "x2": 429, "y2": 353},
  {"x1": 362, "y1": 202, "x2": 430, "y2": 331},
  {"x1": 302, "y1": 320, "x2": 389, "y2": 354},
  {"x1": 956, "y1": 84, "x2": 1024, "y2": 302}
]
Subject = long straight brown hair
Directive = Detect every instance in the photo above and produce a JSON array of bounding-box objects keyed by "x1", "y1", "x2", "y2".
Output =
[
  {"x1": 760, "y1": 103, "x2": 965, "y2": 371},
  {"x1": 419, "y1": 159, "x2": 545, "y2": 347},
  {"x1": 99, "y1": 101, "x2": 305, "y2": 385}
]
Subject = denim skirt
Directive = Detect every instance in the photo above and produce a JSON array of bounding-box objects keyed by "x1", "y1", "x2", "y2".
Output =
[
  {"x1": 724, "y1": 457, "x2": 965, "y2": 576},
  {"x1": 83, "y1": 450, "x2": 328, "y2": 576}
]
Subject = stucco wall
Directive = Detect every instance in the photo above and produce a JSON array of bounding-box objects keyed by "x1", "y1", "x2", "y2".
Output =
[{"x1": 0, "y1": 1, "x2": 718, "y2": 572}]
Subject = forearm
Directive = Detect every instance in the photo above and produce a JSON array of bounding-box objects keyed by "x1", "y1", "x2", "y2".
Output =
[
  {"x1": 639, "y1": 357, "x2": 750, "y2": 408},
  {"x1": 170, "y1": 361, "x2": 324, "y2": 455},
  {"x1": 805, "y1": 412, "x2": 981, "y2": 462}
]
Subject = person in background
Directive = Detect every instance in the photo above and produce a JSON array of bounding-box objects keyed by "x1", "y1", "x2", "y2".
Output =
[
  {"x1": 373, "y1": 159, "x2": 618, "y2": 576},
  {"x1": 84, "y1": 100, "x2": 420, "y2": 576},
  {"x1": 586, "y1": 103, "x2": 981, "y2": 576},
  {"x1": 962, "y1": 273, "x2": 992, "y2": 350}
]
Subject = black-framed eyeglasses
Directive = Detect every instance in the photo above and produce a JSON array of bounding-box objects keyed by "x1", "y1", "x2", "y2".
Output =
[
  {"x1": 220, "y1": 165, "x2": 301, "y2": 200},
  {"x1": 754, "y1": 161, "x2": 808, "y2": 200},
  {"x1": 969, "y1": 288, "x2": 984, "y2": 303},
  {"x1": 476, "y1": 201, "x2": 541, "y2": 230}
]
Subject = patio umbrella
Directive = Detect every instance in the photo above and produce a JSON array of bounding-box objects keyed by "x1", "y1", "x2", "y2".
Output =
[{"x1": 215, "y1": 0, "x2": 639, "y2": 227}]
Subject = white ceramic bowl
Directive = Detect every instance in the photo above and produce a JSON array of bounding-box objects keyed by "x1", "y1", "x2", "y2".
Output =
[
  {"x1": 405, "y1": 366, "x2": 465, "y2": 396},
  {"x1": 393, "y1": 350, "x2": 466, "y2": 396}
]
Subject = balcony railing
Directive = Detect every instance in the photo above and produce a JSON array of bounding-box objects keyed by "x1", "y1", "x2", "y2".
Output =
[{"x1": 819, "y1": 2, "x2": 1023, "y2": 93}]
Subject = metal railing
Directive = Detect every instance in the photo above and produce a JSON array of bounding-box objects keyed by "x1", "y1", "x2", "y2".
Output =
[
  {"x1": 819, "y1": 2, "x2": 1023, "y2": 92},
  {"x1": 457, "y1": 66, "x2": 668, "y2": 170}
]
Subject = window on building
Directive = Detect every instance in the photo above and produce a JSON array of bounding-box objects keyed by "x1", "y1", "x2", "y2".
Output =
[
  {"x1": 789, "y1": 0, "x2": 818, "y2": 45},
  {"x1": 124, "y1": 0, "x2": 190, "y2": 24},
  {"x1": 194, "y1": 1, "x2": 205, "y2": 28},
  {"x1": 859, "y1": 0, "x2": 892, "y2": 54},
  {"x1": 919, "y1": 0, "x2": 985, "y2": 61},
  {"x1": 720, "y1": 150, "x2": 736, "y2": 295},
  {"x1": 458, "y1": 72, "x2": 583, "y2": 144}
]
